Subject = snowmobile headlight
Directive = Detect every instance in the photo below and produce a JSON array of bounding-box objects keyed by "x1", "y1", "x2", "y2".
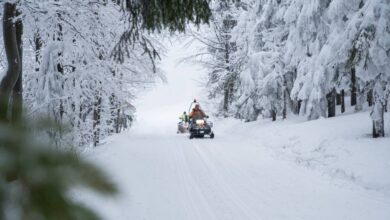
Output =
[{"x1": 196, "y1": 119, "x2": 205, "y2": 126}]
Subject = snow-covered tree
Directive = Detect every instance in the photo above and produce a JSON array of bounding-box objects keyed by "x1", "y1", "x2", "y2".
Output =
[
  {"x1": 235, "y1": 0, "x2": 295, "y2": 121},
  {"x1": 201, "y1": 0, "x2": 389, "y2": 137},
  {"x1": 329, "y1": 0, "x2": 390, "y2": 137},
  {"x1": 189, "y1": 0, "x2": 248, "y2": 117},
  {"x1": 1, "y1": 0, "x2": 214, "y2": 146}
]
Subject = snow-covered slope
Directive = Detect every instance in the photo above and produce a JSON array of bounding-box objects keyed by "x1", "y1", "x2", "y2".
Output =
[
  {"x1": 227, "y1": 112, "x2": 390, "y2": 196},
  {"x1": 80, "y1": 40, "x2": 390, "y2": 220}
]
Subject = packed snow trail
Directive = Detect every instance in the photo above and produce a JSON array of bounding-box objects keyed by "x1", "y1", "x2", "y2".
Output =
[
  {"x1": 81, "y1": 41, "x2": 390, "y2": 220},
  {"x1": 85, "y1": 123, "x2": 390, "y2": 220}
]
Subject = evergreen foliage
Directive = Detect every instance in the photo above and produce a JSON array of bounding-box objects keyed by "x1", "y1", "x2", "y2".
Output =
[
  {"x1": 0, "y1": 117, "x2": 117, "y2": 220},
  {"x1": 122, "y1": 0, "x2": 212, "y2": 32}
]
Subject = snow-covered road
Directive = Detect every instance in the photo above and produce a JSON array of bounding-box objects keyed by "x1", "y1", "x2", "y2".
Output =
[
  {"x1": 85, "y1": 120, "x2": 389, "y2": 220},
  {"x1": 81, "y1": 40, "x2": 390, "y2": 220}
]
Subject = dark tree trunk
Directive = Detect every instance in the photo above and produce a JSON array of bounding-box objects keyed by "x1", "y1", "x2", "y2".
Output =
[
  {"x1": 283, "y1": 90, "x2": 287, "y2": 119},
  {"x1": 340, "y1": 90, "x2": 345, "y2": 113},
  {"x1": 297, "y1": 100, "x2": 302, "y2": 115},
  {"x1": 116, "y1": 108, "x2": 121, "y2": 133},
  {"x1": 271, "y1": 109, "x2": 276, "y2": 121},
  {"x1": 282, "y1": 77, "x2": 287, "y2": 119},
  {"x1": 222, "y1": 40, "x2": 234, "y2": 116},
  {"x1": 223, "y1": 87, "x2": 229, "y2": 113},
  {"x1": 326, "y1": 89, "x2": 336, "y2": 118},
  {"x1": 12, "y1": 71, "x2": 22, "y2": 122},
  {"x1": 109, "y1": 93, "x2": 121, "y2": 134},
  {"x1": 351, "y1": 68, "x2": 357, "y2": 106},
  {"x1": 93, "y1": 94, "x2": 102, "y2": 147},
  {"x1": 291, "y1": 100, "x2": 300, "y2": 115},
  {"x1": 0, "y1": 3, "x2": 23, "y2": 123},
  {"x1": 336, "y1": 92, "x2": 342, "y2": 105},
  {"x1": 78, "y1": 104, "x2": 82, "y2": 129},
  {"x1": 367, "y1": 89, "x2": 374, "y2": 107},
  {"x1": 11, "y1": 8, "x2": 23, "y2": 122},
  {"x1": 34, "y1": 32, "x2": 42, "y2": 72}
]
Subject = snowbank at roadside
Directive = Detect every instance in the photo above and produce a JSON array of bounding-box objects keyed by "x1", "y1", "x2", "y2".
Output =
[{"x1": 215, "y1": 111, "x2": 390, "y2": 198}]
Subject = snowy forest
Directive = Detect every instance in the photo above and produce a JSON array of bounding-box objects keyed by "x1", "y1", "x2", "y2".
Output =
[
  {"x1": 1, "y1": 0, "x2": 389, "y2": 220},
  {"x1": 0, "y1": 0, "x2": 209, "y2": 148},
  {"x1": 192, "y1": 0, "x2": 390, "y2": 137}
]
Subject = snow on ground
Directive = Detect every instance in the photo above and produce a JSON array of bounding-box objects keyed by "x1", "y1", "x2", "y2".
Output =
[{"x1": 80, "y1": 40, "x2": 390, "y2": 220}]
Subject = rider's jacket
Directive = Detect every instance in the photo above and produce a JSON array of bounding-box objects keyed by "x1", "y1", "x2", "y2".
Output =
[
  {"x1": 189, "y1": 109, "x2": 206, "y2": 119},
  {"x1": 180, "y1": 114, "x2": 189, "y2": 122}
]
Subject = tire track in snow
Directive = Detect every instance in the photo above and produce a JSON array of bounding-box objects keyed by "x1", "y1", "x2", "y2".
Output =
[
  {"x1": 178, "y1": 139, "x2": 259, "y2": 220},
  {"x1": 169, "y1": 137, "x2": 218, "y2": 220}
]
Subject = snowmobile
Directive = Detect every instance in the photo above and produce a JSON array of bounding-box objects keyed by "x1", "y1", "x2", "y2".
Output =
[
  {"x1": 187, "y1": 100, "x2": 215, "y2": 139},
  {"x1": 177, "y1": 121, "x2": 189, "y2": 133}
]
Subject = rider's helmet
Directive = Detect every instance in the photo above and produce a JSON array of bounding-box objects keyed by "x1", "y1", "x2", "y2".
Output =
[{"x1": 183, "y1": 111, "x2": 186, "y2": 114}]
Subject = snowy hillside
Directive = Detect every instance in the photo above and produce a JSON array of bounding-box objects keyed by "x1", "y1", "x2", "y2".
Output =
[{"x1": 79, "y1": 41, "x2": 390, "y2": 220}]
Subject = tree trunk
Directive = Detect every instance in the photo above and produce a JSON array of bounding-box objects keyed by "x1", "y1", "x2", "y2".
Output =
[
  {"x1": 372, "y1": 81, "x2": 385, "y2": 138},
  {"x1": 116, "y1": 108, "x2": 121, "y2": 133},
  {"x1": 223, "y1": 40, "x2": 233, "y2": 116},
  {"x1": 93, "y1": 94, "x2": 102, "y2": 147},
  {"x1": 297, "y1": 100, "x2": 302, "y2": 115},
  {"x1": 340, "y1": 90, "x2": 345, "y2": 113},
  {"x1": 355, "y1": 90, "x2": 365, "y2": 112},
  {"x1": 34, "y1": 32, "x2": 42, "y2": 71},
  {"x1": 271, "y1": 108, "x2": 276, "y2": 121},
  {"x1": 336, "y1": 92, "x2": 342, "y2": 105},
  {"x1": 291, "y1": 100, "x2": 299, "y2": 115},
  {"x1": 372, "y1": 104, "x2": 385, "y2": 138},
  {"x1": 223, "y1": 81, "x2": 233, "y2": 114},
  {"x1": 283, "y1": 90, "x2": 287, "y2": 119},
  {"x1": 0, "y1": 3, "x2": 23, "y2": 123},
  {"x1": 351, "y1": 67, "x2": 357, "y2": 106},
  {"x1": 326, "y1": 89, "x2": 336, "y2": 118},
  {"x1": 11, "y1": 7, "x2": 23, "y2": 122},
  {"x1": 367, "y1": 89, "x2": 373, "y2": 107}
]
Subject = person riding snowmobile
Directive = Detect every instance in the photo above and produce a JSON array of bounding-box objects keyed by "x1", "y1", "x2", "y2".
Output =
[
  {"x1": 189, "y1": 104, "x2": 206, "y2": 120},
  {"x1": 187, "y1": 103, "x2": 214, "y2": 139},
  {"x1": 177, "y1": 111, "x2": 189, "y2": 133},
  {"x1": 179, "y1": 111, "x2": 189, "y2": 122}
]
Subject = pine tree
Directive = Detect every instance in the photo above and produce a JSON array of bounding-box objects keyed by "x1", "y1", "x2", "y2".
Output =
[{"x1": 0, "y1": 116, "x2": 117, "y2": 220}]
